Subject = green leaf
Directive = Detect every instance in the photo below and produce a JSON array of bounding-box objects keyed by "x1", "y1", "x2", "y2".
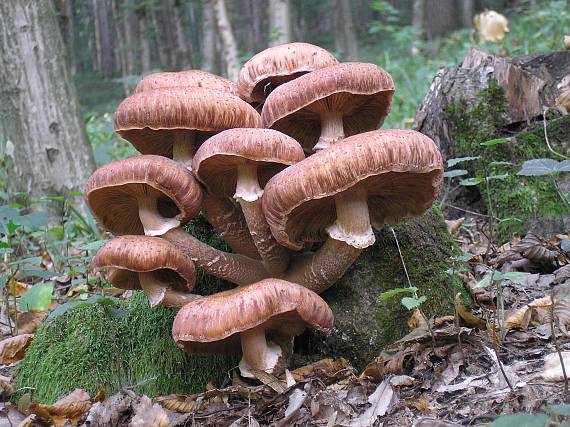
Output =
[
  {"x1": 0, "y1": 248, "x2": 14, "y2": 255},
  {"x1": 47, "y1": 226, "x2": 65, "y2": 240},
  {"x1": 517, "y1": 159, "x2": 559, "y2": 176},
  {"x1": 67, "y1": 191, "x2": 84, "y2": 197},
  {"x1": 459, "y1": 177, "x2": 483, "y2": 186},
  {"x1": 480, "y1": 137, "x2": 510, "y2": 146},
  {"x1": 489, "y1": 161, "x2": 513, "y2": 166},
  {"x1": 474, "y1": 274, "x2": 493, "y2": 289},
  {"x1": 443, "y1": 169, "x2": 468, "y2": 178},
  {"x1": 447, "y1": 156, "x2": 480, "y2": 167},
  {"x1": 500, "y1": 271, "x2": 530, "y2": 284},
  {"x1": 490, "y1": 413, "x2": 548, "y2": 427},
  {"x1": 378, "y1": 287, "x2": 417, "y2": 301},
  {"x1": 10, "y1": 256, "x2": 42, "y2": 266},
  {"x1": 49, "y1": 294, "x2": 118, "y2": 318},
  {"x1": 557, "y1": 160, "x2": 570, "y2": 173},
  {"x1": 20, "y1": 283, "x2": 54, "y2": 312},
  {"x1": 7, "y1": 219, "x2": 19, "y2": 234},
  {"x1": 401, "y1": 295, "x2": 427, "y2": 310},
  {"x1": 78, "y1": 240, "x2": 108, "y2": 251},
  {"x1": 486, "y1": 173, "x2": 509, "y2": 181}
]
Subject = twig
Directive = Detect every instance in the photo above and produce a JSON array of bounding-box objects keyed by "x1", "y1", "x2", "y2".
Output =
[
  {"x1": 445, "y1": 204, "x2": 494, "y2": 218},
  {"x1": 542, "y1": 107, "x2": 569, "y2": 160},
  {"x1": 550, "y1": 288, "x2": 568, "y2": 394},
  {"x1": 390, "y1": 227, "x2": 437, "y2": 350}
]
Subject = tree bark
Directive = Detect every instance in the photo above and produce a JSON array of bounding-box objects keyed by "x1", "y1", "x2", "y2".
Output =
[
  {"x1": 460, "y1": 0, "x2": 474, "y2": 28},
  {"x1": 123, "y1": 0, "x2": 138, "y2": 76},
  {"x1": 137, "y1": 4, "x2": 151, "y2": 75},
  {"x1": 172, "y1": 0, "x2": 193, "y2": 69},
  {"x1": 0, "y1": 0, "x2": 95, "y2": 199},
  {"x1": 411, "y1": 0, "x2": 425, "y2": 53},
  {"x1": 110, "y1": 0, "x2": 128, "y2": 93},
  {"x1": 268, "y1": 0, "x2": 291, "y2": 47},
  {"x1": 212, "y1": 0, "x2": 239, "y2": 81},
  {"x1": 201, "y1": 0, "x2": 216, "y2": 73},
  {"x1": 424, "y1": 0, "x2": 459, "y2": 40},
  {"x1": 55, "y1": 0, "x2": 76, "y2": 75},
  {"x1": 334, "y1": 0, "x2": 358, "y2": 60},
  {"x1": 92, "y1": 0, "x2": 114, "y2": 78}
]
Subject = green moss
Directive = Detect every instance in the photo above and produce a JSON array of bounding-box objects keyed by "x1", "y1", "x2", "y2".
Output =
[
  {"x1": 446, "y1": 81, "x2": 569, "y2": 239},
  {"x1": 301, "y1": 208, "x2": 463, "y2": 370},
  {"x1": 16, "y1": 292, "x2": 237, "y2": 404}
]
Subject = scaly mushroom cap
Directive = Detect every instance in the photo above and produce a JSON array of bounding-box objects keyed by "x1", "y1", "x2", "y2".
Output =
[
  {"x1": 135, "y1": 70, "x2": 238, "y2": 94},
  {"x1": 261, "y1": 62, "x2": 394, "y2": 152},
  {"x1": 90, "y1": 236, "x2": 196, "y2": 292},
  {"x1": 172, "y1": 278, "x2": 333, "y2": 354},
  {"x1": 238, "y1": 42, "x2": 338, "y2": 103},
  {"x1": 262, "y1": 129, "x2": 444, "y2": 250},
  {"x1": 192, "y1": 128, "x2": 305, "y2": 197},
  {"x1": 115, "y1": 88, "x2": 262, "y2": 157},
  {"x1": 85, "y1": 155, "x2": 202, "y2": 235}
]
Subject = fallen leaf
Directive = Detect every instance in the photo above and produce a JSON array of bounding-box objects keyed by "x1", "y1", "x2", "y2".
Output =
[
  {"x1": 455, "y1": 293, "x2": 486, "y2": 328},
  {"x1": 291, "y1": 358, "x2": 355, "y2": 381},
  {"x1": 155, "y1": 394, "x2": 202, "y2": 413},
  {"x1": 29, "y1": 388, "x2": 92, "y2": 427},
  {"x1": 275, "y1": 384, "x2": 310, "y2": 426},
  {"x1": 131, "y1": 395, "x2": 170, "y2": 427},
  {"x1": 0, "y1": 374, "x2": 14, "y2": 395},
  {"x1": 445, "y1": 218, "x2": 464, "y2": 235},
  {"x1": 390, "y1": 375, "x2": 416, "y2": 387},
  {"x1": 541, "y1": 351, "x2": 570, "y2": 382},
  {"x1": 16, "y1": 311, "x2": 46, "y2": 335},
  {"x1": 0, "y1": 333, "x2": 33, "y2": 364},
  {"x1": 353, "y1": 379, "x2": 396, "y2": 426},
  {"x1": 408, "y1": 308, "x2": 427, "y2": 329}
]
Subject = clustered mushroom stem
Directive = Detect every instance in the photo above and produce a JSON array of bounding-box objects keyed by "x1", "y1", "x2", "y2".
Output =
[
  {"x1": 313, "y1": 111, "x2": 345, "y2": 151},
  {"x1": 163, "y1": 227, "x2": 269, "y2": 286},
  {"x1": 326, "y1": 187, "x2": 375, "y2": 249},
  {"x1": 138, "y1": 197, "x2": 180, "y2": 237},
  {"x1": 172, "y1": 131, "x2": 195, "y2": 170},
  {"x1": 239, "y1": 199, "x2": 290, "y2": 276},
  {"x1": 234, "y1": 162, "x2": 264, "y2": 202},
  {"x1": 240, "y1": 325, "x2": 282, "y2": 375},
  {"x1": 139, "y1": 272, "x2": 202, "y2": 308}
]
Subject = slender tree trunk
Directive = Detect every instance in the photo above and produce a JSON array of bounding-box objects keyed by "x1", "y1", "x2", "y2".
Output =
[
  {"x1": 0, "y1": 0, "x2": 95, "y2": 199},
  {"x1": 411, "y1": 0, "x2": 425, "y2": 54},
  {"x1": 334, "y1": 0, "x2": 358, "y2": 60},
  {"x1": 123, "y1": 0, "x2": 138, "y2": 76},
  {"x1": 92, "y1": 0, "x2": 102, "y2": 73},
  {"x1": 151, "y1": 4, "x2": 172, "y2": 70},
  {"x1": 461, "y1": 0, "x2": 474, "y2": 28},
  {"x1": 201, "y1": 0, "x2": 216, "y2": 73},
  {"x1": 172, "y1": 0, "x2": 193, "y2": 69},
  {"x1": 212, "y1": 0, "x2": 239, "y2": 80},
  {"x1": 92, "y1": 0, "x2": 114, "y2": 78},
  {"x1": 268, "y1": 0, "x2": 291, "y2": 46},
  {"x1": 110, "y1": 0, "x2": 128, "y2": 93},
  {"x1": 137, "y1": 5, "x2": 151, "y2": 74},
  {"x1": 55, "y1": 0, "x2": 76, "y2": 75},
  {"x1": 424, "y1": 0, "x2": 459, "y2": 40}
]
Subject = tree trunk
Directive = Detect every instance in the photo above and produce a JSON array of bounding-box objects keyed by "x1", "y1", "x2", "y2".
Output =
[
  {"x1": 55, "y1": 0, "x2": 76, "y2": 75},
  {"x1": 172, "y1": 0, "x2": 193, "y2": 69},
  {"x1": 411, "y1": 0, "x2": 425, "y2": 54},
  {"x1": 110, "y1": 0, "x2": 128, "y2": 93},
  {"x1": 212, "y1": 0, "x2": 239, "y2": 81},
  {"x1": 424, "y1": 0, "x2": 459, "y2": 40},
  {"x1": 0, "y1": 0, "x2": 95, "y2": 199},
  {"x1": 334, "y1": 0, "x2": 358, "y2": 60},
  {"x1": 268, "y1": 0, "x2": 291, "y2": 47},
  {"x1": 92, "y1": 0, "x2": 114, "y2": 78},
  {"x1": 123, "y1": 0, "x2": 138, "y2": 76},
  {"x1": 151, "y1": 4, "x2": 172, "y2": 70},
  {"x1": 460, "y1": 0, "x2": 474, "y2": 28},
  {"x1": 201, "y1": 0, "x2": 216, "y2": 73},
  {"x1": 137, "y1": 4, "x2": 151, "y2": 75}
]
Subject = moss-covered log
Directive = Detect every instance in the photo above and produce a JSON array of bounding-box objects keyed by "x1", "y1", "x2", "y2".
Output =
[{"x1": 297, "y1": 207, "x2": 460, "y2": 370}]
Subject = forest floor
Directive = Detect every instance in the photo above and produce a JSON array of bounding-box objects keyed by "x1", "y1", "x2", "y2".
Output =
[{"x1": 1, "y1": 213, "x2": 569, "y2": 426}]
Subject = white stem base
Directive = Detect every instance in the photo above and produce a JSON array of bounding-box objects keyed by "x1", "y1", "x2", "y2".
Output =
[
  {"x1": 314, "y1": 111, "x2": 345, "y2": 151},
  {"x1": 172, "y1": 132, "x2": 195, "y2": 170},
  {"x1": 239, "y1": 326, "x2": 283, "y2": 377},
  {"x1": 234, "y1": 162, "x2": 263, "y2": 202},
  {"x1": 138, "y1": 197, "x2": 180, "y2": 237}
]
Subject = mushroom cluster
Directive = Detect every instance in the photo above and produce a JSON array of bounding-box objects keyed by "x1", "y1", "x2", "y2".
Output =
[{"x1": 86, "y1": 42, "x2": 444, "y2": 377}]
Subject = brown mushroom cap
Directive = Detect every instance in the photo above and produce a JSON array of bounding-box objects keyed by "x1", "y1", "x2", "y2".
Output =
[
  {"x1": 135, "y1": 70, "x2": 238, "y2": 95},
  {"x1": 90, "y1": 235, "x2": 196, "y2": 292},
  {"x1": 238, "y1": 42, "x2": 338, "y2": 103},
  {"x1": 85, "y1": 155, "x2": 202, "y2": 235},
  {"x1": 115, "y1": 88, "x2": 261, "y2": 157},
  {"x1": 192, "y1": 128, "x2": 305, "y2": 198},
  {"x1": 262, "y1": 129, "x2": 443, "y2": 250},
  {"x1": 261, "y1": 62, "x2": 395, "y2": 152},
  {"x1": 172, "y1": 278, "x2": 333, "y2": 354}
]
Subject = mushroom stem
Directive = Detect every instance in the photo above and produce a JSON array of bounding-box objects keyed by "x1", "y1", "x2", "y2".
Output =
[
  {"x1": 202, "y1": 193, "x2": 261, "y2": 260},
  {"x1": 239, "y1": 325, "x2": 283, "y2": 377},
  {"x1": 283, "y1": 239, "x2": 362, "y2": 293},
  {"x1": 172, "y1": 131, "x2": 195, "y2": 170},
  {"x1": 163, "y1": 227, "x2": 269, "y2": 286},
  {"x1": 326, "y1": 187, "x2": 375, "y2": 249},
  {"x1": 138, "y1": 197, "x2": 181, "y2": 237},
  {"x1": 139, "y1": 272, "x2": 202, "y2": 308},
  {"x1": 234, "y1": 162, "x2": 264, "y2": 202},
  {"x1": 314, "y1": 111, "x2": 344, "y2": 151},
  {"x1": 240, "y1": 199, "x2": 290, "y2": 276}
]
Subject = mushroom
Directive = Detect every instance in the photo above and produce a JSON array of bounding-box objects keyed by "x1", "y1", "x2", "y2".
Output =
[
  {"x1": 115, "y1": 88, "x2": 261, "y2": 169},
  {"x1": 193, "y1": 129, "x2": 304, "y2": 275},
  {"x1": 261, "y1": 62, "x2": 394, "y2": 153},
  {"x1": 91, "y1": 236, "x2": 200, "y2": 308},
  {"x1": 172, "y1": 278, "x2": 333, "y2": 377},
  {"x1": 135, "y1": 70, "x2": 238, "y2": 95},
  {"x1": 85, "y1": 155, "x2": 268, "y2": 286},
  {"x1": 262, "y1": 129, "x2": 444, "y2": 292},
  {"x1": 85, "y1": 155, "x2": 202, "y2": 237},
  {"x1": 237, "y1": 42, "x2": 338, "y2": 107}
]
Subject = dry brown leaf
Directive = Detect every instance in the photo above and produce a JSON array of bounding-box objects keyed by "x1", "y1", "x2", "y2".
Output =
[
  {"x1": 512, "y1": 233, "x2": 560, "y2": 264},
  {"x1": 540, "y1": 352, "x2": 570, "y2": 382},
  {"x1": 17, "y1": 311, "x2": 46, "y2": 335},
  {"x1": 474, "y1": 10, "x2": 509, "y2": 43},
  {"x1": 6, "y1": 279, "x2": 30, "y2": 298},
  {"x1": 0, "y1": 374, "x2": 14, "y2": 395},
  {"x1": 155, "y1": 394, "x2": 202, "y2": 413},
  {"x1": 131, "y1": 395, "x2": 170, "y2": 427},
  {"x1": 557, "y1": 87, "x2": 570, "y2": 115},
  {"x1": 0, "y1": 333, "x2": 33, "y2": 364},
  {"x1": 454, "y1": 293, "x2": 486, "y2": 329},
  {"x1": 504, "y1": 305, "x2": 532, "y2": 330},
  {"x1": 29, "y1": 388, "x2": 92, "y2": 427},
  {"x1": 291, "y1": 358, "x2": 354, "y2": 381},
  {"x1": 17, "y1": 414, "x2": 37, "y2": 427},
  {"x1": 408, "y1": 309, "x2": 427, "y2": 329},
  {"x1": 445, "y1": 218, "x2": 464, "y2": 236}
]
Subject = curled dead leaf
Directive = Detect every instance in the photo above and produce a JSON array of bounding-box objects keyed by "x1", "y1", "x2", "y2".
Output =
[
  {"x1": 556, "y1": 87, "x2": 570, "y2": 114},
  {"x1": 445, "y1": 218, "x2": 464, "y2": 236},
  {"x1": 131, "y1": 395, "x2": 170, "y2": 427},
  {"x1": 408, "y1": 309, "x2": 427, "y2": 329},
  {"x1": 454, "y1": 293, "x2": 486, "y2": 329},
  {"x1": 474, "y1": 10, "x2": 509, "y2": 43},
  {"x1": 0, "y1": 333, "x2": 33, "y2": 364},
  {"x1": 29, "y1": 388, "x2": 92, "y2": 427},
  {"x1": 291, "y1": 358, "x2": 355, "y2": 382},
  {"x1": 17, "y1": 310, "x2": 46, "y2": 335},
  {"x1": 155, "y1": 394, "x2": 203, "y2": 413}
]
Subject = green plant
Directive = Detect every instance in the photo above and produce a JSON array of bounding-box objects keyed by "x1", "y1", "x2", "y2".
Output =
[{"x1": 517, "y1": 159, "x2": 570, "y2": 207}]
